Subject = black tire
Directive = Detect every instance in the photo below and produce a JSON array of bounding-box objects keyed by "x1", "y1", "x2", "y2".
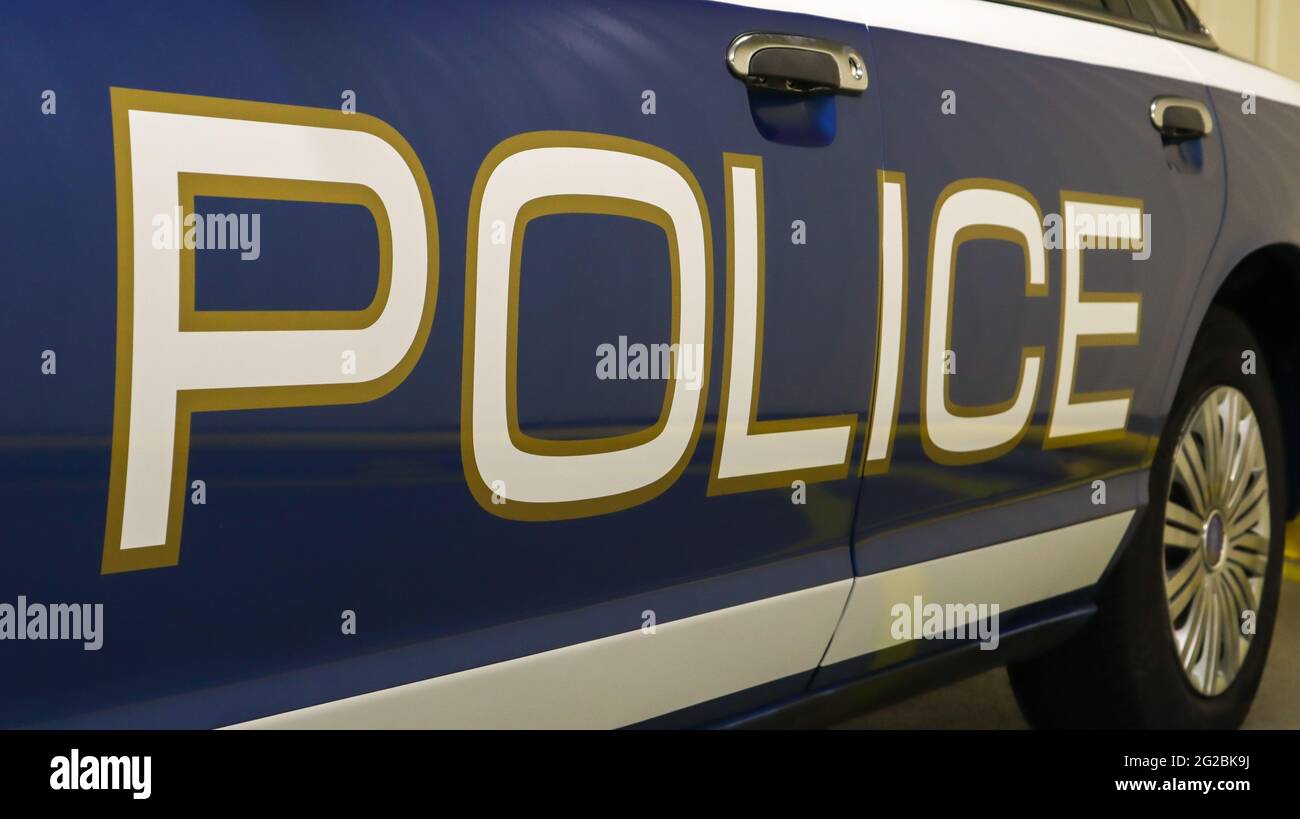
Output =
[{"x1": 1008, "y1": 306, "x2": 1287, "y2": 729}]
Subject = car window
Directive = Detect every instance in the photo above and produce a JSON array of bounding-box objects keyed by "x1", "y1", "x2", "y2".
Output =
[
  {"x1": 992, "y1": 0, "x2": 1213, "y2": 44},
  {"x1": 1043, "y1": 0, "x2": 1135, "y2": 18},
  {"x1": 1130, "y1": 0, "x2": 1196, "y2": 32},
  {"x1": 1057, "y1": 0, "x2": 1108, "y2": 10},
  {"x1": 990, "y1": 1, "x2": 1140, "y2": 25}
]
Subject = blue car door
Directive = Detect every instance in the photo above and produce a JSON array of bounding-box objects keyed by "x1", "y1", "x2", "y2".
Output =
[
  {"x1": 0, "y1": 0, "x2": 884, "y2": 727},
  {"x1": 816, "y1": 0, "x2": 1226, "y2": 674}
]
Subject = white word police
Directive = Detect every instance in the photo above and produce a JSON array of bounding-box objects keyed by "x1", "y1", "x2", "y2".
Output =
[{"x1": 101, "y1": 89, "x2": 1146, "y2": 573}]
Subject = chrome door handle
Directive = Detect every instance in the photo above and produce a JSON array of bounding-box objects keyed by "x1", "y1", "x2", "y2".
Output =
[
  {"x1": 1150, "y1": 96, "x2": 1214, "y2": 139},
  {"x1": 727, "y1": 32, "x2": 868, "y2": 95}
]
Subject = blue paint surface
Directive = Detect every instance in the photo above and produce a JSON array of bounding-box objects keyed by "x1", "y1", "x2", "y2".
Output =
[
  {"x1": 0, "y1": 0, "x2": 878, "y2": 727},
  {"x1": 2, "y1": 1, "x2": 1294, "y2": 728}
]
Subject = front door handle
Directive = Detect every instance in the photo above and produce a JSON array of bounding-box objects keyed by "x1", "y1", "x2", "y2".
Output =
[
  {"x1": 1150, "y1": 96, "x2": 1214, "y2": 139},
  {"x1": 727, "y1": 32, "x2": 868, "y2": 95}
]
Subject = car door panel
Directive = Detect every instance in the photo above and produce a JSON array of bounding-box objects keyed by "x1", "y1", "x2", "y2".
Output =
[
  {"x1": 0, "y1": 0, "x2": 886, "y2": 727},
  {"x1": 815, "y1": 1, "x2": 1226, "y2": 672},
  {"x1": 849, "y1": 9, "x2": 1224, "y2": 557}
]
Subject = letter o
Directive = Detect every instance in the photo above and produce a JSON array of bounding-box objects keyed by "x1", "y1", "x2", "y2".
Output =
[{"x1": 462, "y1": 132, "x2": 712, "y2": 519}]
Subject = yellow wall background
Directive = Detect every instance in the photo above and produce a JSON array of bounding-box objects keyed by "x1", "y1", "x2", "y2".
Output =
[{"x1": 1186, "y1": 0, "x2": 1300, "y2": 82}]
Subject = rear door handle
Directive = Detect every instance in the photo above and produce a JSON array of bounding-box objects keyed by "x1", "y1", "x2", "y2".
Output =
[
  {"x1": 1150, "y1": 96, "x2": 1214, "y2": 139},
  {"x1": 727, "y1": 32, "x2": 868, "y2": 95}
]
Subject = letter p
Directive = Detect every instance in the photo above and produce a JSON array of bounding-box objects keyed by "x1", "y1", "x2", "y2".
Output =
[{"x1": 102, "y1": 89, "x2": 437, "y2": 573}]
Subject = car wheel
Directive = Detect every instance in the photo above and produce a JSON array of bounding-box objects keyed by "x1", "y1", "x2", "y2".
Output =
[{"x1": 1008, "y1": 306, "x2": 1287, "y2": 728}]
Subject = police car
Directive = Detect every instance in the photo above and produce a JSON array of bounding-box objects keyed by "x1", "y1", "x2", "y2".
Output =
[{"x1": 2, "y1": 0, "x2": 1297, "y2": 729}]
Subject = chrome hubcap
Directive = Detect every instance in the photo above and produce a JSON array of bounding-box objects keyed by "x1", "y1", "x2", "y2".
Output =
[
  {"x1": 1202, "y1": 511, "x2": 1227, "y2": 570},
  {"x1": 1164, "y1": 386, "x2": 1269, "y2": 697}
]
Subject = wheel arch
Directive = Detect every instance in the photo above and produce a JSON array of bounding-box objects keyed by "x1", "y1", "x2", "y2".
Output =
[{"x1": 1205, "y1": 243, "x2": 1300, "y2": 519}]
